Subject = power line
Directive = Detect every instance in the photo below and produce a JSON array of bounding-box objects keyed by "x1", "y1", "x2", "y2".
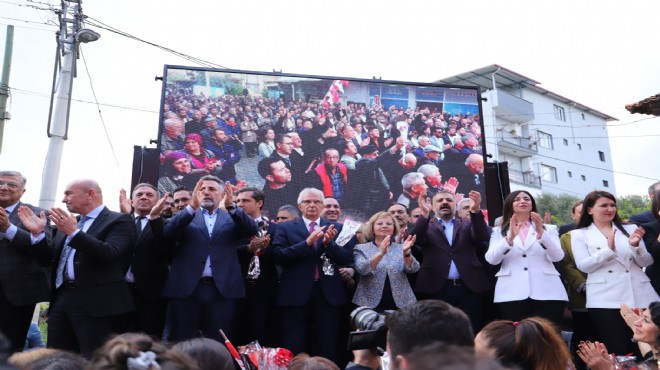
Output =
[
  {"x1": 83, "y1": 16, "x2": 229, "y2": 69},
  {"x1": 79, "y1": 48, "x2": 125, "y2": 184},
  {"x1": 483, "y1": 139, "x2": 659, "y2": 182},
  {"x1": 11, "y1": 87, "x2": 159, "y2": 113}
]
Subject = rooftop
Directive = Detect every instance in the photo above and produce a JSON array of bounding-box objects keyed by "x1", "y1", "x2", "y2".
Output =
[{"x1": 435, "y1": 64, "x2": 618, "y2": 122}]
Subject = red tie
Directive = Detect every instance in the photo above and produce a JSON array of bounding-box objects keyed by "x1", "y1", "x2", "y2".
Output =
[{"x1": 309, "y1": 221, "x2": 319, "y2": 280}]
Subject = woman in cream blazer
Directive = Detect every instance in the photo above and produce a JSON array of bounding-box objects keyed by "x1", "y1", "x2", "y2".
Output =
[
  {"x1": 572, "y1": 190, "x2": 659, "y2": 357},
  {"x1": 485, "y1": 190, "x2": 567, "y2": 326}
]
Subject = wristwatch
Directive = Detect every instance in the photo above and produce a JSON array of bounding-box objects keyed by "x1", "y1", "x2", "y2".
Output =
[{"x1": 226, "y1": 202, "x2": 237, "y2": 210}]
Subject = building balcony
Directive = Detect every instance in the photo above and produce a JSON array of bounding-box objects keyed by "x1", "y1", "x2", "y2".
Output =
[
  {"x1": 492, "y1": 90, "x2": 535, "y2": 123},
  {"x1": 496, "y1": 130, "x2": 538, "y2": 157},
  {"x1": 509, "y1": 169, "x2": 542, "y2": 188}
]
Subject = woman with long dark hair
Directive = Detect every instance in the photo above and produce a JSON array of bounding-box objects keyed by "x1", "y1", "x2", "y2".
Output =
[
  {"x1": 572, "y1": 190, "x2": 659, "y2": 357},
  {"x1": 485, "y1": 190, "x2": 567, "y2": 325},
  {"x1": 475, "y1": 317, "x2": 574, "y2": 370}
]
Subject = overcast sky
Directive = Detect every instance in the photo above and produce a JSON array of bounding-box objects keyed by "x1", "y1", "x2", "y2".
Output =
[{"x1": 0, "y1": 0, "x2": 658, "y2": 210}]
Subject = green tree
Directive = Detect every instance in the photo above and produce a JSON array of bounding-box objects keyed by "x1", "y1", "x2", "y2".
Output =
[
  {"x1": 616, "y1": 194, "x2": 650, "y2": 221},
  {"x1": 534, "y1": 193, "x2": 581, "y2": 225}
]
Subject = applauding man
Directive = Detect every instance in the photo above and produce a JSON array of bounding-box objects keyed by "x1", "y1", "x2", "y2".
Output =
[
  {"x1": 19, "y1": 179, "x2": 135, "y2": 357},
  {"x1": 162, "y1": 175, "x2": 258, "y2": 342}
]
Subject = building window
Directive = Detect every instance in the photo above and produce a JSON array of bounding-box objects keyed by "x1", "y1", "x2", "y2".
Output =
[
  {"x1": 577, "y1": 143, "x2": 582, "y2": 150},
  {"x1": 537, "y1": 131, "x2": 553, "y2": 149},
  {"x1": 563, "y1": 139, "x2": 568, "y2": 146},
  {"x1": 540, "y1": 164, "x2": 557, "y2": 183},
  {"x1": 554, "y1": 105, "x2": 566, "y2": 121},
  {"x1": 581, "y1": 175, "x2": 586, "y2": 181},
  {"x1": 603, "y1": 180, "x2": 609, "y2": 187},
  {"x1": 568, "y1": 171, "x2": 572, "y2": 178},
  {"x1": 598, "y1": 151, "x2": 605, "y2": 162}
]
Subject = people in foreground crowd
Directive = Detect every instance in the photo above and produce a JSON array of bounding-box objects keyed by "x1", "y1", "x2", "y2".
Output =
[
  {"x1": 89, "y1": 333, "x2": 194, "y2": 370},
  {"x1": 353, "y1": 211, "x2": 419, "y2": 310},
  {"x1": 577, "y1": 302, "x2": 660, "y2": 370},
  {"x1": 572, "y1": 190, "x2": 659, "y2": 357},
  {"x1": 171, "y1": 337, "x2": 237, "y2": 370},
  {"x1": 385, "y1": 300, "x2": 475, "y2": 370},
  {"x1": 485, "y1": 190, "x2": 567, "y2": 326},
  {"x1": 475, "y1": 317, "x2": 574, "y2": 370}
]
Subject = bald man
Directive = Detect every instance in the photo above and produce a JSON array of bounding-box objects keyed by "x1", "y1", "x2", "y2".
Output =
[{"x1": 19, "y1": 179, "x2": 135, "y2": 357}]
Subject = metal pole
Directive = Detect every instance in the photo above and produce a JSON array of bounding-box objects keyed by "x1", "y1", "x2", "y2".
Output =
[
  {"x1": 39, "y1": 2, "x2": 77, "y2": 209},
  {"x1": 0, "y1": 25, "x2": 14, "y2": 154},
  {"x1": 39, "y1": 38, "x2": 74, "y2": 209}
]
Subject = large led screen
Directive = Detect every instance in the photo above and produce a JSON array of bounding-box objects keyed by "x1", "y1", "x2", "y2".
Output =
[{"x1": 157, "y1": 66, "x2": 486, "y2": 222}]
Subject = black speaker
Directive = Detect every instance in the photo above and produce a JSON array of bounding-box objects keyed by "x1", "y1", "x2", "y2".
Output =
[
  {"x1": 484, "y1": 161, "x2": 510, "y2": 226},
  {"x1": 130, "y1": 146, "x2": 160, "y2": 193}
]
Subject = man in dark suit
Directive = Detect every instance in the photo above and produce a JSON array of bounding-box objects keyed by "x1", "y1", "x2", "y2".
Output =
[
  {"x1": 234, "y1": 187, "x2": 279, "y2": 346},
  {"x1": 162, "y1": 175, "x2": 258, "y2": 342},
  {"x1": 0, "y1": 171, "x2": 51, "y2": 352},
  {"x1": 558, "y1": 201, "x2": 583, "y2": 236},
  {"x1": 118, "y1": 183, "x2": 171, "y2": 339},
  {"x1": 273, "y1": 188, "x2": 354, "y2": 364},
  {"x1": 411, "y1": 190, "x2": 490, "y2": 332},
  {"x1": 452, "y1": 154, "x2": 486, "y2": 209},
  {"x1": 19, "y1": 179, "x2": 135, "y2": 357}
]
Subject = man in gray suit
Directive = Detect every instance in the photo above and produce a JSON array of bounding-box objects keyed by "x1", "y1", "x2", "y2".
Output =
[{"x1": 0, "y1": 171, "x2": 51, "y2": 352}]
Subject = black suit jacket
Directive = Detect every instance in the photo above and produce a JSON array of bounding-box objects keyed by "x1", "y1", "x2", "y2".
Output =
[
  {"x1": 238, "y1": 221, "x2": 279, "y2": 297},
  {"x1": 0, "y1": 203, "x2": 52, "y2": 306},
  {"x1": 642, "y1": 220, "x2": 660, "y2": 296},
  {"x1": 124, "y1": 217, "x2": 171, "y2": 301},
  {"x1": 412, "y1": 211, "x2": 491, "y2": 295},
  {"x1": 42, "y1": 206, "x2": 135, "y2": 317}
]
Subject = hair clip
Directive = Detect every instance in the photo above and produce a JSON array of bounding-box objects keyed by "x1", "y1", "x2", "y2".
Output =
[
  {"x1": 127, "y1": 351, "x2": 161, "y2": 370},
  {"x1": 512, "y1": 321, "x2": 519, "y2": 327}
]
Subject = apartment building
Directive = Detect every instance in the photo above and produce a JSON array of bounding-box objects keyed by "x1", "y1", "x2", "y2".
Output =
[{"x1": 437, "y1": 64, "x2": 617, "y2": 198}]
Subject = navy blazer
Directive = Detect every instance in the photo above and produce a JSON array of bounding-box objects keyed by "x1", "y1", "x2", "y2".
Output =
[
  {"x1": 273, "y1": 218, "x2": 354, "y2": 307},
  {"x1": 0, "y1": 203, "x2": 52, "y2": 306},
  {"x1": 43, "y1": 207, "x2": 135, "y2": 317},
  {"x1": 162, "y1": 206, "x2": 258, "y2": 300},
  {"x1": 412, "y1": 211, "x2": 491, "y2": 295}
]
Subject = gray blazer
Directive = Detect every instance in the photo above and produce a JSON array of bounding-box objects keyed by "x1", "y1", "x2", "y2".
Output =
[{"x1": 353, "y1": 241, "x2": 419, "y2": 308}]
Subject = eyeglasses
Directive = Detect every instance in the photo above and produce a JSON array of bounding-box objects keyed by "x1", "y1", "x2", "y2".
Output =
[
  {"x1": 0, "y1": 181, "x2": 21, "y2": 190},
  {"x1": 300, "y1": 199, "x2": 323, "y2": 205}
]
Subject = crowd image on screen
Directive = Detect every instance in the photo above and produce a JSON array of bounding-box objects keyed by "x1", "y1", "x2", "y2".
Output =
[{"x1": 158, "y1": 76, "x2": 485, "y2": 222}]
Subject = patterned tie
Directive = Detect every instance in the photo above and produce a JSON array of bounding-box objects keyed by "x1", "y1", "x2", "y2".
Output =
[
  {"x1": 55, "y1": 216, "x2": 89, "y2": 288},
  {"x1": 309, "y1": 221, "x2": 320, "y2": 280}
]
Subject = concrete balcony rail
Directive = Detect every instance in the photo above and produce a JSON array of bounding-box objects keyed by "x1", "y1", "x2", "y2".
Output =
[
  {"x1": 492, "y1": 90, "x2": 535, "y2": 124},
  {"x1": 496, "y1": 130, "x2": 538, "y2": 157},
  {"x1": 509, "y1": 168, "x2": 542, "y2": 188}
]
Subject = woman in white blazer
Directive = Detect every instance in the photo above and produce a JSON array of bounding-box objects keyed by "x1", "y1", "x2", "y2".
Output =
[
  {"x1": 572, "y1": 190, "x2": 659, "y2": 357},
  {"x1": 485, "y1": 190, "x2": 567, "y2": 326}
]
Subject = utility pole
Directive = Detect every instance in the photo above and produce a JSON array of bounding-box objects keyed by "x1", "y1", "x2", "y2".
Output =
[
  {"x1": 0, "y1": 25, "x2": 14, "y2": 154},
  {"x1": 39, "y1": 0, "x2": 99, "y2": 209}
]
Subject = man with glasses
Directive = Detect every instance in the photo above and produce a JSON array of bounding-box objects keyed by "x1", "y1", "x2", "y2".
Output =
[
  {"x1": 273, "y1": 188, "x2": 355, "y2": 364},
  {"x1": 0, "y1": 171, "x2": 51, "y2": 352}
]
